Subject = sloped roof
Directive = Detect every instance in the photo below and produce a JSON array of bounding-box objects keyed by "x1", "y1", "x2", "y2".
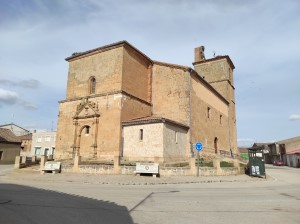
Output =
[
  {"x1": 238, "y1": 147, "x2": 249, "y2": 153},
  {"x1": 122, "y1": 116, "x2": 189, "y2": 130},
  {"x1": 277, "y1": 136, "x2": 300, "y2": 144},
  {"x1": 287, "y1": 149, "x2": 300, "y2": 154},
  {"x1": 153, "y1": 60, "x2": 190, "y2": 71},
  {"x1": 193, "y1": 55, "x2": 235, "y2": 69},
  {"x1": 0, "y1": 123, "x2": 30, "y2": 133},
  {"x1": 253, "y1": 142, "x2": 272, "y2": 148},
  {"x1": 0, "y1": 128, "x2": 21, "y2": 143},
  {"x1": 65, "y1": 40, "x2": 153, "y2": 63},
  {"x1": 19, "y1": 133, "x2": 32, "y2": 141}
]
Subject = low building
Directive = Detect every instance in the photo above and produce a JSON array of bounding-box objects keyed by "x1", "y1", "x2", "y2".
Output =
[
  {"x1": 0, "y1": 123, "x2": 31, "y2": 136},
  {"x1": 122, "y1": 117, "x2": 189, "y2": 162},
  {"x1": 278, "y1": 136, "x2": 300, "y2": 168},
  {"x1": 254, "y1": 137, "x2": 300, "y2": 168},
  {"x1": 0, "y1": 128, "x2": 21, "y2": 164},
  {"x1": 31, "y1": 131, "x2": 56, "y2": 158},
  {"x1": 253, "y1": 142, "x2": 273, "y2": 164}
]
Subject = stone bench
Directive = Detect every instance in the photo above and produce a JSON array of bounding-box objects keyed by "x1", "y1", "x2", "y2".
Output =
[
  {"x1": 42, "y1": 161, "x2": 61, "y2": 174},
  {"x1": 134, "y1": 163, "x2": 159, "y2": 177}
]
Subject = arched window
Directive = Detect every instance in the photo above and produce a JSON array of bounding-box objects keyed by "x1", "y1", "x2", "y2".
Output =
[{"x1": 89, "y1": 77, "x2": 96, "y2": 94}]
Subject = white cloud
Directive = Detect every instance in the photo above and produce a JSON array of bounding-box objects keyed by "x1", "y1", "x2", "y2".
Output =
[
  {"x1": 0, "y1": 79, "x2": 40, "y2": 88},
  {"x1": 0, "y1": 88, "x2": 37, "y2": 110},
  {"x1": 19, "y1": 101, "x2": 38, "y2": 110},
  {"x1": 0, "y1": 88, "x2": 19, "y2": 105},
  {"x1": 289, "y1": 114, "x2": 300, "y2": 121}
]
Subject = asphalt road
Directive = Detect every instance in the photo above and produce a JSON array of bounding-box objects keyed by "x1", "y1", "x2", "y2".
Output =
[{"x1": 0, "y1": 165, "x2": 299, "y2": 224}]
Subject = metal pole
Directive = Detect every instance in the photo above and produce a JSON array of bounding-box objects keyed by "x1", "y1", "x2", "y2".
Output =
[{"x1": 197, "y1": 151, "x2": 200, "y2": 177}]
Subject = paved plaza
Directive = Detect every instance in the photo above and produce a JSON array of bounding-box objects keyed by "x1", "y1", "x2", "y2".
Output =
[{"x1": 0, "y1": 165, "x2": 299, "y2": 224}]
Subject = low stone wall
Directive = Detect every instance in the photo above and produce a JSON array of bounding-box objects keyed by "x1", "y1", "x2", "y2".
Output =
[
  {"x1": 160, "y1": 167, "x2": 191, "y2": 176},
  {"x1": 60, "y1": 164, "x2": 240, "y2": 176},
  {"x1": 160, "y1": 167, "x2": 240, "y2": 176},
  {"x1": 14, "y1": 156, "x2": 39, "y2": 169},
  {"x1": 58, "y1": 156, "x2": 242, "y2": 176}
]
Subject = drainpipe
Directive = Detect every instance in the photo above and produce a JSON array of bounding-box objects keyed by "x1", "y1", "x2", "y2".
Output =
[
  {"x1": 227, "y1": 110, "x2": 232, "y2": 155},
  {"x1": 227, "y1": 84, "x2": 232, "y2": 157},
  {"x1": 188, "y1": 69, "x2": 194, "y2": 158},
  {"x1": 149, "y1": 63, "x2": 153, "y2": 115}
]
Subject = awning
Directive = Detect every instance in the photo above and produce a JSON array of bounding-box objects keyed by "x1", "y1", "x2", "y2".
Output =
[{"x1": 287, "y1": 149, "x2": 300, "y2": 154}]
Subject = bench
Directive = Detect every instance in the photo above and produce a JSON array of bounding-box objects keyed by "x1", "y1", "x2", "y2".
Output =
[
  {"x1": 134, "y1": 163, "x2": 159, "y2": 177},
  {"x1": 42, "y1": 161, "x2": 61, "y2": 174}
]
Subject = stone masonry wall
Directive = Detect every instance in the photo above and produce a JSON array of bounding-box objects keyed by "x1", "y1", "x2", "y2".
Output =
[
  {"x1": 151, "y1": 64, "x2": 190, "y2": 125},
  {"x1": 191, "y1": 75, "x2": 230, "y2": 155},
  {"x1": 66, "y1": 47, "x2": 123, "y2": 100},
  {"x1": 194, "y1": 58, "x2": 237, "y2": 153},
  {"x1": 123, "y1": 123, "x2": 164, "y2": 161},
  {"x1": 121, "y1": 95, "x2": 151, "y2": 121},
  {"x1": 56, "y1": 94, "x2": 123, "y2": 161},
  {"x1": 122, "y1": 46, "x2": 151, "y2": 102},
  {"x1": 163, "y1": 123, "x2": 187, "y2": 162}
]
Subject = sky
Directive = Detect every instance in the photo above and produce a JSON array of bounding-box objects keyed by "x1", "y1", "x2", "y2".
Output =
[{"x1": 0, "y1": 0, "x2": 299, "y2": 146}]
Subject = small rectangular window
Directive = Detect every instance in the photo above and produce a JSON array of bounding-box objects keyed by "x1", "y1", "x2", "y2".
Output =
[
  {"x1": 175, "y1": 131, "x2": 178, "y2": 144},
  {"x1": 37, "y1": 137, "x2": 42, "y2": 143},
  {"x1": 139, "y1": 129, "x2": 143, "y2": 141},
  {"x1": 85, "y1": 126, "x2": 90, "y2": 135},
  {"x1": 45, "y1": 136, "x2": 51, "y2": 142},
  {"x1": 207, "y1": 107, "x2": 211, "y2": 119},
  {"x1": 0, "y1": 151, "x2": 3, "y2": 160},
  {"x1": 220, "y1": 115, "x2": 222, "y2": 125}
]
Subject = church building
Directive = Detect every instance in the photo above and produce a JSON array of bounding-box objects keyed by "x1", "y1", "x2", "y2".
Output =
[{"x1": 55, "y1": 41, "x2": 237, "y2": 162}]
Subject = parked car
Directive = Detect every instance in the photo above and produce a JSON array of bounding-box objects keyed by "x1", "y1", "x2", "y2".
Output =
[{"x1": 273, "y1": 160, "x2": 284, "y2": 166}]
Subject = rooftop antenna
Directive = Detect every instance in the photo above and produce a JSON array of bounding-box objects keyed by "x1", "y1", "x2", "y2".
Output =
[{"x1": 10, "y1": 114, "x2": 14, "y2": 131}]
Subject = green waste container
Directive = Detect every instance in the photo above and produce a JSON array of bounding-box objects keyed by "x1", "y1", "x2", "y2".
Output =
[{"x1": 248, "y1": 146, "x2": 266, "y2": 177}]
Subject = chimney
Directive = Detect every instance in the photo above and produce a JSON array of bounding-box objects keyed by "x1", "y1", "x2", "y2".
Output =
[{"x1": 194, "y1": 46, "x2": 205, "y2": 62}]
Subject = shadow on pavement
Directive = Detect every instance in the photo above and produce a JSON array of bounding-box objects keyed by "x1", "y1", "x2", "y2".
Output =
[{"x1": 0, "y1": 183, "x2": 134, "y2": 224}]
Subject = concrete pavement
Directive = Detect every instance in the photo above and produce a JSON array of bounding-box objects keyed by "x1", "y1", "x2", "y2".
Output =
[{"x1": 0, "y1": 164, "x2": 299, "y2": 224}]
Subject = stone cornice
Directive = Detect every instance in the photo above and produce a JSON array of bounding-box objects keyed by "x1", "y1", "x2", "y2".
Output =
[
  {"x1": 59, "y1": 90, "x2": 152, "y2": 106},
  {"x1": 122, "y1": 116, "x2": 189, "y2": 130},
  {"x1": 193, "y1": 55, "x2": 235, "y2": 70}
]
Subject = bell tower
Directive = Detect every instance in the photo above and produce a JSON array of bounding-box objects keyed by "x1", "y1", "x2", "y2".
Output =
[{"x1": 193, "y1": 46, "x2": 237, "y2": 154}]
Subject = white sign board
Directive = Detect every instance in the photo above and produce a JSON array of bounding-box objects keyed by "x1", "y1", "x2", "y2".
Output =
[
  {"x1": 135, "y1": 163, "x2": 159, "y2": 174},
  {"x1": 44, "y1": 161, "x2": 61, "y2": 171}
]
